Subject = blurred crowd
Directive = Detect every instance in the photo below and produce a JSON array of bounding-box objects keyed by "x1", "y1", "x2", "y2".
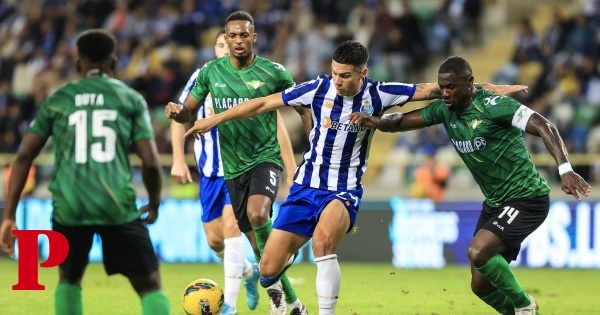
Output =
[
  {"x1": 496, "y1": 1, "x2": 600, "y2": 182},
  {"x1": 397, "y1": 1, "x2": 600, "y2": 186},
  {"x1": 0, "y1": 0, "x2": 484, "y2": 155}
]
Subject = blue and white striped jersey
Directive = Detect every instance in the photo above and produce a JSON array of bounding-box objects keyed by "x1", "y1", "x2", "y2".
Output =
[
  {"x1": 179, "y1": 69, "x2": 224, "y2": 178},
  {"x1": 282, "y1": 75, "x2": 416, "y2": 191}
]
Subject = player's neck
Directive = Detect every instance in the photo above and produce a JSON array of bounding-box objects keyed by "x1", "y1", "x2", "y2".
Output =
[
  {"x1": 229, "y1": 54, "x2": 255, "y2": 70},
  {"x1": 83, "y1": 68, "x2": 110, "y2": 78}
]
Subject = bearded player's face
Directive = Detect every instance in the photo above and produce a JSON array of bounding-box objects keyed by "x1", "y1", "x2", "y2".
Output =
[{"x1": 225, "y1": 20, "x2": 256, "y2": 59}]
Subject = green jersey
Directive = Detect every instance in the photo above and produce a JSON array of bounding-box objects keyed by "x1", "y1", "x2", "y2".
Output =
[
  {"x1": 421, "y1": 87, "x2": 550, "y2": 207},
  {"x1": 190, "y1": 55, "x2": 295, "y2": 179},
  {"x1": 27, "y1": 75, "x2": 154, "y2": 226}
]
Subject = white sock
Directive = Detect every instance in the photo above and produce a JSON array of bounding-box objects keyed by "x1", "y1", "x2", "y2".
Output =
[
  {"x1": 223, "y1": 236, "x2": 245, "y2": 307},
  {"x1": 315, "y1": 254, "x2": 340, "y2": 315},
  {"x1": 242, "y1": 258, "x2": 253, "y2": 279},
  {"x1": 288, "y1": 298, "x2": 302, "y2": 309}
]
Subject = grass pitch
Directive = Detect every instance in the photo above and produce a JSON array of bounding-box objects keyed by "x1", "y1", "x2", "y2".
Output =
[{"x1": 1, "y1": 259, "x2": 599, "y2": 314}]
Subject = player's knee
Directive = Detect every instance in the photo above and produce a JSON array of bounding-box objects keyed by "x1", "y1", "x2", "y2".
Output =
[
  {"x1": 467, "y1": 244, "x2": 490, "y2": 268},
  {"x1": 246, "y1": 207, "x2": 269, "y2": 226},
  {"x1": 259, "y1": 256, "x2": 279, "y2": 277},
  {"x1": 130, "y1": 271, "x2": 162, "y2": 297},
  {"x1": 206, "y1": 236, "x2": 224, "y2": 253},
  {"x1": 312, "y1": 234, "x2": 337, "y2": 257}
]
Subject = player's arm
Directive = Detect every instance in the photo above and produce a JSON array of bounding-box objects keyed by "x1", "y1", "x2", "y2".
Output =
[
  {"x1": 525, "y1": 113, "x2": 591, "y2": 200},
  {"x1": 348, "y1": 109, "x2": 428, "y2": 132},
  {"x1": 184, "y1": 92, "x2": 285, "y2": 139},
  {"x1": 170, "y1": 121, "x2": 193, "y2": 183},
  {"x1": 293, "y1": 106, "x2": 312, "y2": 136},
  {"x1": 276, "y1": 111, "x2": 297, "y2": 187},
  {"x1": 0, "y1": 133, "x2": 46, "y2": 256},
  {"x1": 410, "y1": 83, "x2": 528, "y2": 102},
  {"x1": 135, "y1": 139, "x2": 163, "y2": 223}
]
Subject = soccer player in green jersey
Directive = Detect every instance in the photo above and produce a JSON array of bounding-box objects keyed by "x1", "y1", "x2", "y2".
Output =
[
  {"x1": 0, "y1": 30, "x2": 169, "y2": 315},
  {"x1": 165, "y1": 11, "x2": 310, "y2": 315},
  {"x1": 349, "y1": 56, "x2": 592, "y2": 315}
]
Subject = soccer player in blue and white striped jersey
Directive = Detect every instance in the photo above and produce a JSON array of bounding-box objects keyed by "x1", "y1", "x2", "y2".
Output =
[
  {"x1": 170, "y1": 29, "x2": 302, "y2": 314},
  {"x1": 183, "y1": 40, "x2": 521, "y2": 315}
]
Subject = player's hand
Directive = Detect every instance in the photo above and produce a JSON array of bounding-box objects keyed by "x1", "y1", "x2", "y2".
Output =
[
  {"x1": 488, "y1": 84, "x2": 528, "y2": 95},
  {"x1": 183, "y1": 118, "x2": 217, "y2": 140},
  {"x1": 0, "y1": 219, "x2": 17, "y2": 257},
  {"x1": 171, "y1": 161, "x2": 193, "y2": 183},
  {"x1": 165, "y1": 102, "x2": 181, "y2": 119},
  {"x1": 140, "y1": 204, "x2": 159, "y2": 224},
  {"x1": 348, "y1": 112, "x2": 381, "y2": 129},
  {"x1": 560, "y1": 172, "x2": 591, "y2": 201}
]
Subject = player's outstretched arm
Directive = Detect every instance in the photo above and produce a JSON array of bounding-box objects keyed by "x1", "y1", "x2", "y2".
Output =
[
  {"x1": 276, "y1": 111, "x2": 297, "y2": 187},
  {"x1": 184, "y1": 92, "x2": 285, "y2": 139},
  {"x1": 170, "y1": 121, "x2": 193, "y2": 183},
  {"x1": 349, "y1": 109, "x2": 428, "y2": 133},
  {"x1": 410, "y1": 83, "x2": 528, "y2": 102},
  {"x1": 0, "y1": 133, "x2": 46, "y2": 256},
  {"x1": 135, "y1": 139, "x2": 163, "y2": 224},
  {"x1": 525, "y1": 112, "x2": 591, "y2": 200}
]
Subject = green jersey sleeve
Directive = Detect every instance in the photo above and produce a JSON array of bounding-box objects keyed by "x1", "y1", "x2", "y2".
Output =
[
  {"x1": 420, "y1": 100, "x2": 445, "y2": 126},
  {"x1": 27, "y1": 96, "x2": 58, "y2": 140},
  {"x1": 189, "y1": 62, "x2": 211, "y2": 102},
  {"x1": 484, "y1": 94, "x2": 524, "y2": 128},
  {"x1": 131, "y1": 93, "x2": 154, "y2": 141}
]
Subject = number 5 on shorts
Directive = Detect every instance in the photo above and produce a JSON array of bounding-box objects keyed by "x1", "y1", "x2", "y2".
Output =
[
  {"x1": 498, "y1": 206, "x2": 519, "y2": 224},
  {"x1": 269, "y1": 170, "x2": 277, "y2": 186}
]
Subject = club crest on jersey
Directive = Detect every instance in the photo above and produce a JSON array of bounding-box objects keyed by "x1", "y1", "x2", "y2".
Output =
[
  {"x1": 246, "y1": 80, "x2": 265, "y2": 89},
  {"x1": 360, "y1": 100, "x2": 373, "y2": 115}
]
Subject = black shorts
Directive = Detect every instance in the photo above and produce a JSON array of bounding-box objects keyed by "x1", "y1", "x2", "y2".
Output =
[
  {"x1": 226, "y1": 162, "x2": 281, "y2": 233},
  {"x1": 474, "y1": 195, "x2": 550, "y2": 261},
  {"x1": 52, "y1": 218, "x2": 159, "y2": 280}
]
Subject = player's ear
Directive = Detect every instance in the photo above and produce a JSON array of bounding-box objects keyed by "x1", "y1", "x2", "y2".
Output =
[
  {"x1": 253, "y1": 33, "x2": 257, "y2": 43},
  {"x1": 361, "y1": 66, "x2": 368, "y2": 77},
  {"x1": 110, "y1": 57, "x2": 117, "y2": 72},
  {"x1": 75, "y1": 58, "x2": 82, "y2": 74}
]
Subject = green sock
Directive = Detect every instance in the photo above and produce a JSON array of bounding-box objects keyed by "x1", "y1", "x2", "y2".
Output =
[
  {"x1": 55, "y1": 283, "x2": 83, "y2": 315},
  {"x1": 476, "y1": 254, "x2": 530, "y2": 308},
  {"x1": 280, "y1": 273, "x2": 298, "y2": 305},
  {"x1": 252, "y1": 219, "x2": 272, "y2": 260},
  {"x1": 141, "y1": 290, "x2": 170, "y2": 315},
  {"x1": 481, "y1": 290, "x2": 515, "y2": 315},
  {"x1": 252, "y1": 220, "x2": 299, "y2": 305}
]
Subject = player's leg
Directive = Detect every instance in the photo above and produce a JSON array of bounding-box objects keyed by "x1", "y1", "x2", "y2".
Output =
[
  {"x1": 471, "y1": 258, "x2": 516, "y2": 314},
  {"x1": 468, "y1": 196, "x2": 549, "y2": 314},
  {"x1": 99, "y1": 219, "x2": 169, "y2": 315},
  {"x1": 52, "y1": 220, "x2": 95, "y2": 315},
  {"x1": 312, "y1": 198, "x2": 356, "y2": 315},
  {"x1": 222, "y1": 203, "x2": 260, "y2": 311},
  {"x1": 468, "y1": 206, "x2": 516, "y2": 314},
  {"x1": 246, "y1": 163, "x2": 306, "y2": 312}
]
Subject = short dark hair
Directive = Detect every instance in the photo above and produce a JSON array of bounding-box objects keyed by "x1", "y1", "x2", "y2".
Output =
[
  {"x1": 215, "y1": 28, "x2": 226, "y2": 41},
  {"x1": 439, "y1": 56, "x2": 473, "y2": 79},
  {"x1": 332, "y1": 40, "x2": 369, "y2": 68},
  {"x1": 76, "y1": 29, "x2": 116, "y2": 63},
  {"x1": 225, "y1": 11, "x2": 254, "y2": 25}
]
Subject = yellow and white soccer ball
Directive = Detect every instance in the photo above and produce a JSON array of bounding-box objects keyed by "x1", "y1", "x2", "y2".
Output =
[{"x1": 182, "y1": 279, "x2": 224, "y2": 315}]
